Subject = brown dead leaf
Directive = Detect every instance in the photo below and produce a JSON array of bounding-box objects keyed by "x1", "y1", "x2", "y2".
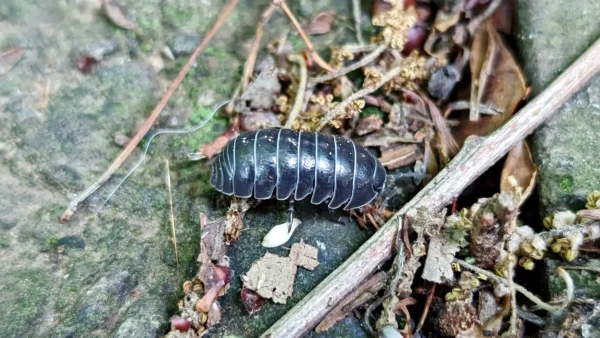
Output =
[
  {"x1": 421, "y1": 92, "x2": 459, "y2": 155},
  {"x1": 240, "y1": 111, "x2": 281, "y2": 131},
  {"x1": 356, "y1": 114, "x2": 383, "y2": 136},
  {"x1": 0, "y1": 48, "x2": 24, "y2": 76},
  {"x1": 500, "y1": 140, "x2": 537, "y2": 206},
  {"x1": 305, "y1": 11, "x2": 336, "y2": 35},
  {"x1": 454, "y1": 21, "x2": 526, "y2": 144},
  {"x1": 206, "y1": 302, "x2": 222, "y2": 327},
  {"x1": 199, "y1": 129, "x2": 236, "y2": 159},
  {"x1": 576, "y1": 209, "x2": 600, "y2": 221},
  {"x1": 200, "y1": 214, "x2": 227, "y2": 263},
  {"x1": 102, "y1": 0, "x2": 136, "y2": 30},
  {"x1": 235, "y1": 66, "x2": 281, "y2": 112},
  {"x1": 379, "y1": 144, "x2": 422, "y2": 170}
]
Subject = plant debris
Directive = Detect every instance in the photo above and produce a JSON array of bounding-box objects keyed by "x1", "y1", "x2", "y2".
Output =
[
  {"x1": 0, "y1": 48, "x2": 25, "y2": 76},
  {"x1": 305, "y1": 11, "x2": 336, "y2": 36},
  {"x1": 262, "y1": 218, "x2": 302, "y2": 248},
  {"x1": 102, "y1": 0, "x2": 136, "y2": 31},
  {"x1": 242, "y1": 241, "x2": 319, "y2": 304}
]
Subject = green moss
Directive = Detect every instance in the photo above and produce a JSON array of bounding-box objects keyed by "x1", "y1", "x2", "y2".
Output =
[
  {"x1": 0, "y1": 236, "x2": 10, "y2": 249},
  {"x1": 559, "y1": 176, "x2": 574, "y2": 193},
  {"x1": 161, "y1": 5, "x2": 192, "y2": 29}
]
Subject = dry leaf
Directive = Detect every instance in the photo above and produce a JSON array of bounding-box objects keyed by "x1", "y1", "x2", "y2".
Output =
[
  {"x1": 241, "y1": 242, "x2": 319, "y2": 304},
  {"x1": 289, "y1": 240, "x2": 319, "y2": 270},
  {"x1": 0, "y1": 48, "x2": 24, "y2": 76},
  {"x1": 240, "y1": 111, "x2": 281, "y2": 131},
  {"x1": 423, "y1": 139, "x2": 438, "y2": 185},
  {"x1": 235, "y1": 67, "x2": 281, "y2": 112},
  {"x1": 454, "y1": 21, "x2": 527, "y2": 144},
  {"x1": 356, "y1": 115, "x2": 383, "y2": 136},
  {"x1": 206, "y1": 302, "x2": 222, "y2": 327},
  {"x1": 379, "y1": 144, "x2": 422, "y2": 170},
  {"x1": 200, "y1": 214, "x2": 227, "y2": 262},
  {"x1": 241, "y1": 252, "x2": 297, "y2": 304},
  {"x1": 102, "y1": 0, "x2": 136, "y2": 30},
  {"x1": 305, "y1": 11, "x2": 336, "y2": 35},
  {"x1": 199, "y1": 129, "x2": 236, "y2": 159},
  {"x1": 576, "y1": 209, "x2": 600, "y2": 221},
  {"x1": 421, "y1": 235, "x2": 460, "y2": 283},
  {"x1": 422, "y1": 93, "x2": 459, "y2": 155},
  {"x1": 261, "y1": 218, "x2": 301, "y2": 248},
  {"x1": 500, "y1": 140, "x2": 537, "y2": 205}
]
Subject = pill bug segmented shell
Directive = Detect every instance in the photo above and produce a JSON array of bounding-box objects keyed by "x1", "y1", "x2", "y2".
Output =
[{"x1": 210, "y1": 128, "x2": 386, "y2": 210}]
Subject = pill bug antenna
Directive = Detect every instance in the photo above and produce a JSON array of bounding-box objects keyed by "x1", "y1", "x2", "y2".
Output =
[{"x1": 95, "y1": 100, "x2": 230, "y2": 216}]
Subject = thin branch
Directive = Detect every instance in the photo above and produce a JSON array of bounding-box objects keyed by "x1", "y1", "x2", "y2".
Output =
[
  {"x1": 310, "y1": 42, "x2": 389, "y2": 85},
  {"x1": 316, "y1": 65, "x2": 403, "y2": 131},
  {"x1": 455, "y1": 259, "x2": 572, "y2": 313},
  {"x1": 507, "y1": 254, "x2": 517, "y2": 336},
  {"x1": 165, "y1": 159, "x2": 179, "y2": 267},
  {"x1": 352, "y1": 0, "x2": 365, "y2": 45},
  {"x1": 273, "y1": 0, "x2": 335, "y2": 72},
  {"x1": 59, "y1": 0, "x2": 239, "y2": 223},
  {"x1": 260, "y1": 37, "x2": 600, "y2": 338},
  {"x1": 285, "y1": 54, "x2": 307, "y2": 128},
  {"x1": 415, "y1": 283, "x2": 436, "y2": 333},
  {"x1": 242, "y1": 3, "x2": 278, "y2": 90}
]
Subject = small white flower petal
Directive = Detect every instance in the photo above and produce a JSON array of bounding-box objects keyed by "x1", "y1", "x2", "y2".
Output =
[{"x1": 261, "y1": 218, "x2": 302, "y2": 248}]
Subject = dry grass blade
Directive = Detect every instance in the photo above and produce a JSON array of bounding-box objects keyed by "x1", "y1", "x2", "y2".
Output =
[
  {"x1": 164, "y1": 159, "x2": 179, "y2": 267},
  {"x1": 0, "y1": 48, "x2": 25, "y2": 75},
  {"x1": 284, "y1": 54, "x2": 308, "y2": 128},
  {"x1": 379, "y1": 144, "x2": 421, "y2": 170},
  {"x1": 242, "y1": 3, "x2": 278, "y2": 90},
  {"x1": 59, "y1": 0, "x2": 240, "y2": 223}
]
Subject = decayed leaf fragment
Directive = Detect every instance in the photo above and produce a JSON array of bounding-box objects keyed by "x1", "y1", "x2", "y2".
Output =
[
  {"x1": 242, "y1": 241, "x2": 319, "y2": 304},
  {"x1": 305, "y1": 10, "x2": 336, "y2": 35},
  {"x1": 102, "y1": 0, "x2": 136, "y2": 30},
  {"x1": 0, "y1": 48, "x2": 25, "y2": 76},
  {"x1": 454, "y1": 21, "x2": 527, "y2": 144},
  {"x1": 421, "y1": 235, "x2": 460, "y2": 283},
  {"x1": 500, "y1": 140, "x2": 537, "y2": 206}
]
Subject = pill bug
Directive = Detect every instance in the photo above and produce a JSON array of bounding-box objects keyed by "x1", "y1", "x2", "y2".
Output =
[{"x1": 210, "y1": 128, "x2": 386, "y2": 220}]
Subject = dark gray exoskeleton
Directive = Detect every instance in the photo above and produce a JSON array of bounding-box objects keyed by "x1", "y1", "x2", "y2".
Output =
[{"x1": 210, "y1": 128, "x2": 386, "y2": 228}]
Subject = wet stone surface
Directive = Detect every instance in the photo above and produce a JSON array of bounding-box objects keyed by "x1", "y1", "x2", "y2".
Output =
[{"x1": 516, "y1": 0, "x2": 600, "y2": 335}]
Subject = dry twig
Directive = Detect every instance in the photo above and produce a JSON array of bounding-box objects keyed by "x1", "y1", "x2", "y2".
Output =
[
  {"x1": 316, "y1": 65, "x2": 403, "y2": 131},
  {"x1": 59, "y1": 0, "x2": 239, "y2": 223},
  {"x1": 284, "y1": 54, "x2": 307, "y2": 128},
  {"x1": 164, "y1": 159, "x2": 179, "y2": 267},
  {"x1": 310, "y1": 42, "x2": 389, "y2": 85},
  {"x1": 260, "y1": 38, "x2": 600, "y2": 338},
  {"x1": 242, "y1": 3, "x2": 278, "y2": 90},
  {"x1": 273, "y1": 0, "x2": 335, "y2": 72}
]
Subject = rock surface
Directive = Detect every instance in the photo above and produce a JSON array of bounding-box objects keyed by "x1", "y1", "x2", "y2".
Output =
[
  {"x1": 0, "y1": 1, "x2": 393, "y2": 337},
  {"x1": 516, "y1": 0, "x2": 600, "y2": 334}
]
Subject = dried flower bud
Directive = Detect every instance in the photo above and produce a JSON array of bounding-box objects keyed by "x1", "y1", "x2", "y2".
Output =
[
  {"x1": 551, "y1": 211, "x2": 577, "y2": 229},
  {"x1": 563, "y1": 249, "x2": 578, "y2": 262},
  {"x1": 543, "y1": 216, "x2": 553, "y2": 229},
  {"x1": 518, "y1": 257, "x2": 535, "y2": 270},
  {"x1": 586, "y1": 190, "x2": 600, "y2": 210},
  {"x1": 183, "y1": 281, "x2": 193, "y2": 295}
]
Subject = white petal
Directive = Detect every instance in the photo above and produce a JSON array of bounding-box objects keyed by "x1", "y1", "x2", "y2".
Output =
[{"x1": 261, "y1": 218, "x2": 302, "y2": 248}]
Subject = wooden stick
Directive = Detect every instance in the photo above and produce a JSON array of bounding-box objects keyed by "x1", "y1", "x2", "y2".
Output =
[
  {"x1": 59, "y1": 0, "x2": 239, "y2": 223},
  {"x1": 273, "y1": 0, "x2": 335, "y2": 73},
  {"x1": 242, "y1": 3, "x2": 277, "y2": 90},
  {"x1": 284, "y1": 54, "x2": 307, "y2": 128},
  {"x1": 260, "y1": 37, "x2": 600, "y2": 338}
]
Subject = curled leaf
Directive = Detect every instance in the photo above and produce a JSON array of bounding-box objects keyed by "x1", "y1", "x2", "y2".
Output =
[
  {"x1": 500, "y1": 140, "x2": 537, "y2": 205},
  {"x1": 262, "y1": 218, "x2": 301, "y2": 248},
  {"x1": 0, "y1": 48, "x2": 25, "y2": 76},
  {"x1": 454, "y1": 21, "x2": 527, "y2": 144}
]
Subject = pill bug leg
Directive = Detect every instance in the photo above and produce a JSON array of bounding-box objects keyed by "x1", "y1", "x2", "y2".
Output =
[{"x1": 287, "y1": 199, "x2": 295, "y2": 233}]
